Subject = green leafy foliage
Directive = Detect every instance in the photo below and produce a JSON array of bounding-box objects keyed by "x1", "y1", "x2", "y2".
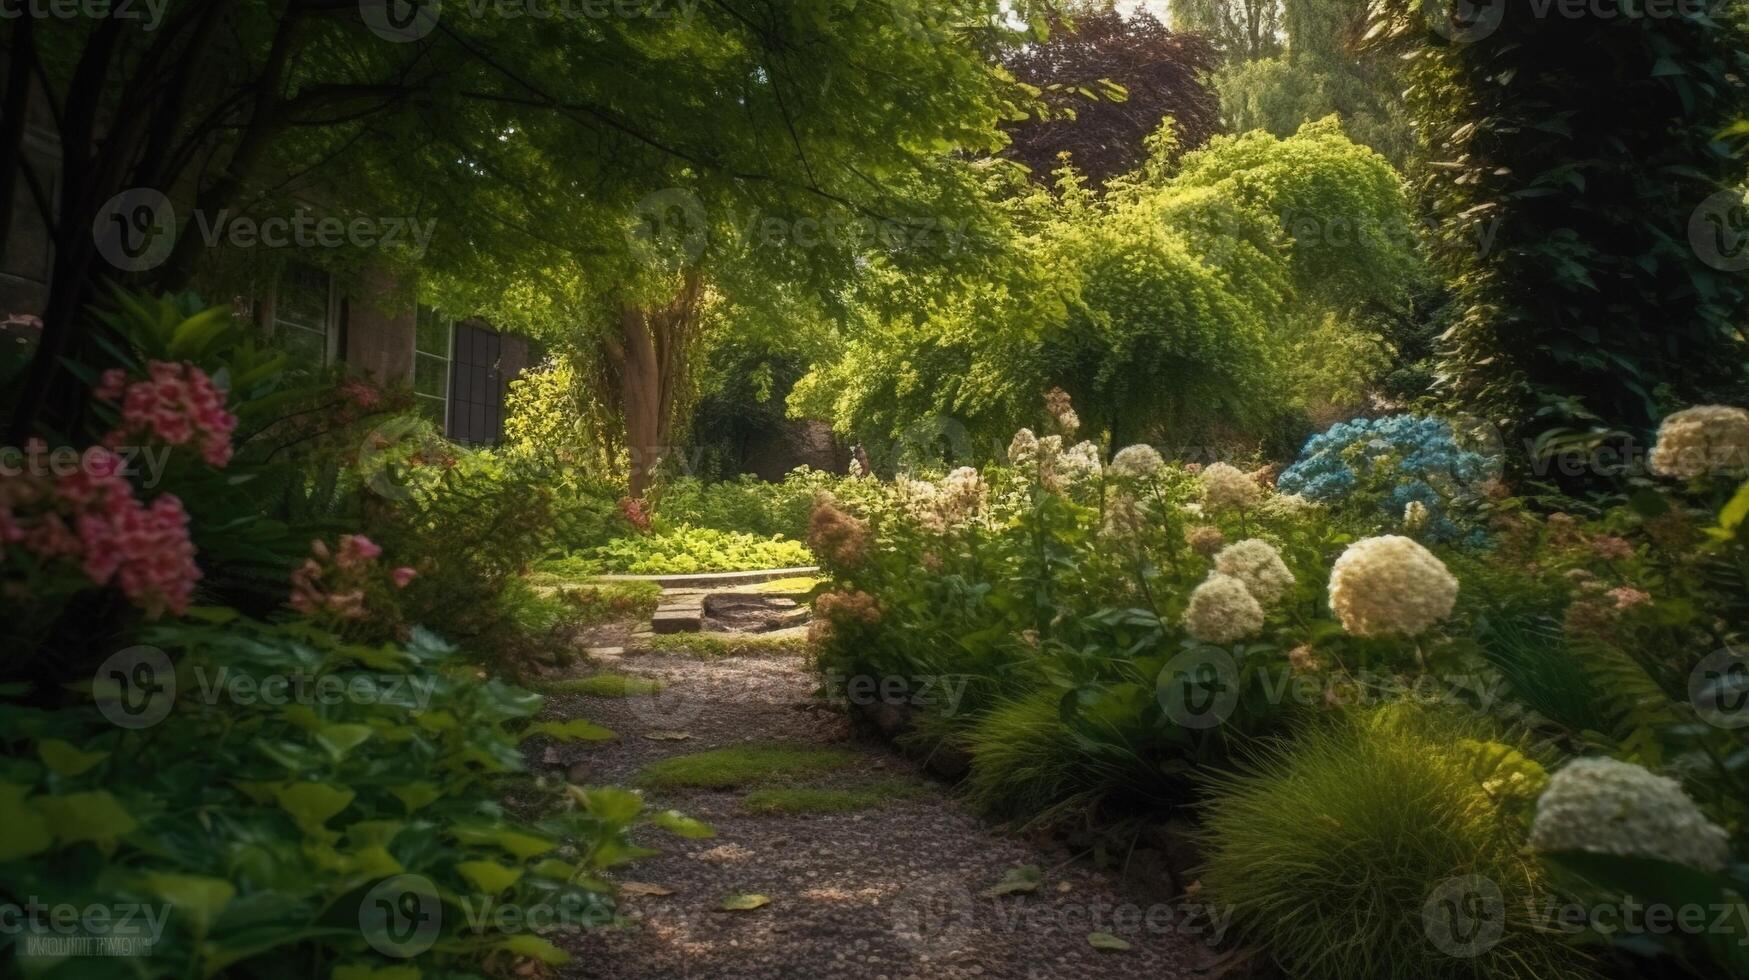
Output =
[
  {"x1": 0, "y1": 619, "x2": 697, "y2": 977},
  {"x1": 1371, "y1": 0, "x2": 1749, "y2": 455},
  {"x1": 585, "y1": 526, "x2": 813, "y2": 576}
]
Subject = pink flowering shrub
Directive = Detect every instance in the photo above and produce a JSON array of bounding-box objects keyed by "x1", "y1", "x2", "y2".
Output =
[
  {"x1": 96, "y1": 360, "x2": 238, "y2": 468},
  {"x1": 288, "y1": 533, "x2": 414, "y2": 636},
  {"x1": 0, "y1": 443, "x2": 200, "y2": 618}
]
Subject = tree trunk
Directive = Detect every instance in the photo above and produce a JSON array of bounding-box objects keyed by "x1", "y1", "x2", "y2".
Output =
[{"x1": 615, "y1": 271, "x2": 705, "y2": 498}]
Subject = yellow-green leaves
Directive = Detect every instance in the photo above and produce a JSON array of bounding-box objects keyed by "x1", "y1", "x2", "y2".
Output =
[
  {"x1": 38, "y1": 739, "x2": 109, "y2": 777},
  {"x1": 0, "y1": 783, "x2": 51, "y2": 860}
]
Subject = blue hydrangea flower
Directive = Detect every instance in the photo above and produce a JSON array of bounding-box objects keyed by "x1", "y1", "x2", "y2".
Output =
[{"x1": 1279, "y1": 415, "x2": 1496, "y2": 543}]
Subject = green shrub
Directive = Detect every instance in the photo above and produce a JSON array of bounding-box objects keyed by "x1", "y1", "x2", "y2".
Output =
[
  {"x1": 0, "y1": 617, "x2": 692, "y2": 976},
  {"x1": 1197, "y1": 708, "x2": 1590, "y2": 980},
  {"x1": 587, "y1": 525, "x2": 812, "y2": 575}
]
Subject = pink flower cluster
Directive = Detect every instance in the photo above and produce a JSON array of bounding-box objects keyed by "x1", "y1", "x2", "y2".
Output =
[
  {"x1": 289, "y1": 534, "x2": 414, "y2": 621},
  {"x1": 619, "y1": 497, "x2": 652, "y2": 534},
  {"x1": 96, "y1": 361, "x2": 237, "y2": 467},
  {"x1": 1, "y1": 443, "x2": 200, "y2": 617}
]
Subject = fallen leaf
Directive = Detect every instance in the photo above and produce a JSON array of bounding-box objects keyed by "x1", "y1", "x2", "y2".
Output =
[
  {"x1": 720, "y1": 893, "x2": 770, "y2": 911},
  {"x1": 1088, "y1": 931, "x2": 1131, "y2": 951},
  {"x1": 981, "y1": 865, "x2": 1042, "y2": 898},
  {"x1": 619, "y1": 882, "x2": 675, "y2": 897}
]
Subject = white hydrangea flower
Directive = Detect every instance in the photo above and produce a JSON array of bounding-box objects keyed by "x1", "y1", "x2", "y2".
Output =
[
  {"x1": 1529, "y1": 757, "x2": 1731, "y2": 873},
  {"x1": 1105, "y1": 492, "x2": 1147, "y2": 537},
  {"x1": 937, "y1": 466, "x2": 987, "y2": 524},
  {"x1": 897, "y1": 477, "x2": 946, "y2": 533},
  {"x1": 1056, "y1": 408, "x2": 1081, "y2": 436},
  {"x1": 1110, "y1": 444, "x2": 1166, "y2": 482},
  {"x1": 1214, "y1": 539, "x2": 1296, "y2": 607},
  {"x1": 1403, "y1": 500, "x2": 1430, "y2": 533},
  {"x1": 1057, "y1": 440, "x2": 1103, "y2": 486},
  {"x1": 1327, "y1": 535, "x2": 1458, "y2": 637},
  {"x1": 1201, "y1": 462, "x2": 1261, "y2": 513},
  {"x1": 1649, "y1": 405, "x2": 1749, "y2": 479},
  {"x1": 1184, "y1": 573, "x2": 1265, "y2": 645},
  {"x1": 1259, "y1": 493, "x2": 1319, "y2": 520},
  {"x1": 1008, "y1": 428, "x2": 1039, "y2": 469}
]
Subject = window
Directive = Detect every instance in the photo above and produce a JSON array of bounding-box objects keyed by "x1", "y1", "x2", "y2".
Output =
[
  {"x1": 448, "y1": 321, "x2": 505, "y2": 445},
  {"x1": 413, "y1": 305, "x2": 452, "y2": 427},
  {"x1": 274, "y1": 264, "x2": 334, "y2": 368}
]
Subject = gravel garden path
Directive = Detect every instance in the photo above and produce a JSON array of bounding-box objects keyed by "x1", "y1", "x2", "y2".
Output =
[{"x1": 534, "y1": 614, "x2": 1220, "y2": 980}]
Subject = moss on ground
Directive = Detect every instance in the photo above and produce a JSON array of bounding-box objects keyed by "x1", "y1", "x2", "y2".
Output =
[
  {"x1": 643, "y1": 632, "x2": 807, "y2": 659},
  {"x1": 635, "y1": 743, "x2": 857, "y2": 790},
  {"x1": 740, "y1": 781, "x2": 926, "y2": 815},
  {"x1": 538, "y1": 673, "x2": 664, "y2": 697}
]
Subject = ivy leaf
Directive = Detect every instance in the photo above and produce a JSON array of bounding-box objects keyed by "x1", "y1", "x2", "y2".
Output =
[
  {"x1": 981, "y1": 865, "x2": 1042, "y2": 897},
  {"x1": 651, "y1": 810, "x2": 715, "y2": 839},
  {"x1": 1088, "y1": 931, "x2": 1131, "y2": 951},
  {"x1": 36, "y1": 791, "x2": 137, "y2": 854},
  {"x1": 496, "y1": 933, "x2": 570, "y2": 965},
  {"x1": 455, "y1": 860, "x2": 523, "y2": 895},
  {"x1": 143, "y1": 872, "x2": 235, "y2": 936},
  {"x1": 719, "y1": 893, "x2": 770, "y2": 911},
  {"x1": 275, "y1": 783, "x2": 355, "y2": 833},
  {"x1": 0, "y1": 783, "x2": 51, "y2": 860},
  {"x1": 38, "y1": 739, "x2": 109, "y2": 777},
  {"x1": 573, "y1": 787, "x2": 645, "y2": 823}
]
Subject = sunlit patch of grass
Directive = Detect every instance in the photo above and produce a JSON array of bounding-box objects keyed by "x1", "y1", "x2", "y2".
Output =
[
  {"x1": 636, "y1": 743, "x2": 857, "y2": 790},
  {"x1": 538, "y1": 673, "x2": 664, "y2": 697},
  {"x1": 741, "y1": 781, "x2": 926, "y2": 815},
  {"x1": 643, "y1": 632, "x2": 807, "y2": 659},
  {"x1": 744, "y1": 576, "x2": 825, "y2": 595}
]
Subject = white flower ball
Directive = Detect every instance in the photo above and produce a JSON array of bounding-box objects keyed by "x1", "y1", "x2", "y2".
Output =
[
  {"x1": 1529, "y1": 757, "x2": 1731, "y2": 873},
  {"x1": 1008, "y1": 428, "x2": 1039, "y2": 468},
  {"x1": 1057, "y1": 440, "x2": 1103, "y2": 485},
  {"x1": 1327, "y1": 535, "x2": 1458, "y2": 637},
  {"x1": 1649, "y1": 405, "x2": 1749, "y2": 479},
  {"x1": 1184, "y1": 573, "x2": 1265, "y2": 645},
  {"x1": 1110, "y1": 444, "x2": 1166, "y2": 481},
  {"x1": 1214, "y1": 539, "x2": 1296, "y2": 607},
  {"x1": 1260, "y1": 492, "x2": 1319, "y2": 519},
  {"x1": 1403, "y1": 500, "x2": 1430, "y2": 533},
  {"x1": 937, "y1": 466, "x2": 987, "y2": 524},
  {"x1": 1201, "y1": 462, "x2": 1261, "y2": 513}
]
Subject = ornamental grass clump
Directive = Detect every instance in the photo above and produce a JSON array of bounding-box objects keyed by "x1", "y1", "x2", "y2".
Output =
[
  {"x1": 1529, "y1": 757, "x2": 1730, "y2": 873},
  {"x1": 1328, "y1": 535, "x2": 1459, "y2": 637},
  {"x1": 1198, "y1": 709, "x2": 1592, "y2": 980}
]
